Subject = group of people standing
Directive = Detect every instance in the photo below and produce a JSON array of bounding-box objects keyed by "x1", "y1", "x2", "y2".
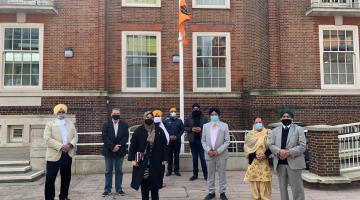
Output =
[{"x1": 43, "y1": 103, "x2": 306, "y2": 200}]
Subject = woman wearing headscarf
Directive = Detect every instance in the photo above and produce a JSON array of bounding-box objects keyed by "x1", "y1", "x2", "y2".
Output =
[
  {"x1": 244, "y1": 117, "x2": 272, "y2": 200},
  {"x1": 128, "y1": 111, "x2": 168, "y2": 200},
  {"x1": 43, "y1": 104, "x2": 78, "y2": 200}
]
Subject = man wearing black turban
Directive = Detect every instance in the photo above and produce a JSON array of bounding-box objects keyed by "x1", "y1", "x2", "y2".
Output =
[{"x1": 269, "y1": 108, "x2": 306, "y2": 200}]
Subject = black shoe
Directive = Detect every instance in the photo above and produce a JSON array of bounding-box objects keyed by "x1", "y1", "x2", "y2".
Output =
[
  {"x1": 101, "y1": 192, "x2": 109, "y2": 197},
  {"x1": 116, "y1": 190, "x2": 125, "y2": 196},
  {"x1": 175, "y1": 171, "x2": 181, "y2": 176},
  {"x1": 166, "y1": 171, "x2": 172, "y2": 176},
  {"x1": 204, "y1": 193, "x2": 215, "y2": 200},
  {"x1": 189, "y1": 175, "x2": 198, "y2": 181},
  {"x1": 60, "y1": 198, "x2": 70, "y2": 200},
  {"x1": 204, "y1": 176, "x2": 208, "y2": 181},
  {"x1": 220, "y1": 193, "x2": 228, "y2": 200}
]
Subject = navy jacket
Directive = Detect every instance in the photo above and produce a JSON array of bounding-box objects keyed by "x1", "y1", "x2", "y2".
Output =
[
  {"x1": 102, "y1": 120, "x2": 129, "y2": 158},
  {"x1": 163, "y1": 117, "x2": 184, "y2": 143}
]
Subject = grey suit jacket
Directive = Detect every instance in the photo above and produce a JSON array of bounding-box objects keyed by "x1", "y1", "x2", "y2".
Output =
[
  {"x1": 269, "y1": 123, "x2": 306, "y2": 170},
  {"x1": 201, "y1": 121, "x2": 230, "y2": 161}
]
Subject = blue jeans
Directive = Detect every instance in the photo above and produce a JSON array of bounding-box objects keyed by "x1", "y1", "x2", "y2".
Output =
[{"x1": 104, "y1": 156, "x2": 124, "y2": 193}]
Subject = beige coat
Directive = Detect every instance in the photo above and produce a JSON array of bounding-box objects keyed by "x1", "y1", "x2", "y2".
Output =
[{"x1": 43, "y1": 118, "x2": 78, "y2": 162}]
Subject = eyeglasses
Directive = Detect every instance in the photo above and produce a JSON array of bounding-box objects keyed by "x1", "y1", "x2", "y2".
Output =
[{"x1": 58, "y1": 111, "x2": 66, "y2": 114}]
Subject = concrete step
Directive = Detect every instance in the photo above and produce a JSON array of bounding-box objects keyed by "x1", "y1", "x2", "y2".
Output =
[
  {"x1": 0, "y1": 160, "x2": 30, "y2": 166},
  {"x1": 0, "y1": 165, "x2": 32, "y2": 173},
  {"x1": 0, "y1": 170, "x2": 45, "y2": 183}
]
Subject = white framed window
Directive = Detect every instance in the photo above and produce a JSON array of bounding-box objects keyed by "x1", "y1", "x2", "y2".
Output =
[
  {"x1": 121, "y1": 0, "x2": 161, "y2": 7},
  {"x1": 193, "y1": 0, "x2": 230, "y2": 9},
  {"x1": 122, "y1": 31, "x2": 161, "y2": 92},
  {"x1": 193, "y1": 32, "x2": 231, "y2": 92},
  {"x1": 0, "y1": 23, "x2": 43, "y2": 90},
  {"x1": 319, "y1": 25, "x2": 360, "y2": 89},
  {"x1": 8, "y1": 125, "x2": 23, "y2": 143}
]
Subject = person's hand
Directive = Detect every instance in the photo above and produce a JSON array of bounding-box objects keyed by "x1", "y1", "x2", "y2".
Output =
[
  {"x1": 170, "y1": 136, "x2": 177, "y2": 140},
  {"x1": 208, "y1": 150, "x2": 215, "y2": 157},
  {"x1": 256, "y1": 153, "x2": 266, "y2": 161},
  {"x1": 112, "y1": 144, "x2": 120, "y2": 152},
  {"x1": 61, "y1": 144, "x2": 71, "y2": 153},
  {"x1": 162, "y1": 161, "x2": 167, "y2": 165},
  {"x1": 132, "y1": 161, "x2": 138, "y2": 167},
  {"x1": 192, "y1": 127, "x2": 201, "y2": 133},
  {"x1": 279, "y1": 149, "x2": 290, "y2": 160},
  {"x1": 212, "y1": 150, "x2": 218, "y2": 157}
]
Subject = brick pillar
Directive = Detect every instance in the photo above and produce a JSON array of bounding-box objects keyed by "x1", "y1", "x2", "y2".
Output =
[{"x1": 305, "y1": 125, "x2": 341, "y2": 176}]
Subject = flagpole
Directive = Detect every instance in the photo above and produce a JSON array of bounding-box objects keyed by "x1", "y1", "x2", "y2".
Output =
[{"x1": 179, "y1": 0, "x2": 185, "y2": 154}]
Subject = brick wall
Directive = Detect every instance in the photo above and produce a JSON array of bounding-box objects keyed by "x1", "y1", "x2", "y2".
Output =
[{"x1": 307, "y1": 129, "x2": 340, "y2": 176}]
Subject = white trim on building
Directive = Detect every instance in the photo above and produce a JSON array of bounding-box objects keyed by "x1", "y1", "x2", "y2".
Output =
[
  {"x1": 192, "y1": 0, "x2": 230, "y2": 9},
  {"x1": 121, "y1": 0, "x2": 161, "y2": 8}
]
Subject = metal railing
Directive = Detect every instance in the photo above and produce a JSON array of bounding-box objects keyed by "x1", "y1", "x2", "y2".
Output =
[
  {"x1": 77, "y1": 130, "x2": 250, "y2": 154},
  {"x1": 338, "y1": 132, "x2": 360, "y2": 172},
  {"x1": 0, "y1": 0, "x2": 54, "y2": 6},
  {"x1": 311, "y1": 0, "x2": 360, "y2": 8},
  {"x1": 336, "y1": 122, "x2": 360, "y2": 134}
]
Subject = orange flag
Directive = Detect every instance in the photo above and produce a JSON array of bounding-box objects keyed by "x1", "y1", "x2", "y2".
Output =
[{"x1": 179, "y1": 0, "x2": 191, "y2": 44}]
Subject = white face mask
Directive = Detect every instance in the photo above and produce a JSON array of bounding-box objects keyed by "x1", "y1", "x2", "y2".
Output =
[
  {"x1": 170, "y1": 112, "x2": 176, "y2": 117},
  {"x1": 154, "y1": 117, "x2": 162, "y2": 123}
]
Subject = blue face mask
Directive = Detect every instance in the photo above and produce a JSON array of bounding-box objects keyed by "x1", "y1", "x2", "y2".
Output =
[
  {"x1": 57, "y1": 114, "x2": 66, "y2": 120},
  {"x1": 211, "y1": 115, "x2": 219, "y2": 122},
  {"x1": 255, "y1": 123, "x2": 263, "y2": 130}
]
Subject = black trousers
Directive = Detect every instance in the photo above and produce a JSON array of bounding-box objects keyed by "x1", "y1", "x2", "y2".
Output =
[
  {"x1": 167, "y1": 140, "x2": 181, "y2": 173},
  {"x1": 141, "y1": 178, "x2": 159, "y2": 200},
  {"x1": 45, "y1": 153, "x2": 72, "y2": 200},
  {"x1": 189, "y1": 140, "x2": 207, "y2": 178}
]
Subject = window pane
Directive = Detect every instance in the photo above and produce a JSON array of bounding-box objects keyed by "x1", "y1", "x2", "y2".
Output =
[
  {"x1": 127, "y1": 66, "x2": 134, "y2": 77},
  {"x1": 324, "y1": 74, "x2": 331, "y2": 84},
  {"x1": 127, "y1": 78, "x2": 134, "y2": 87},
  {"x1": 219, "y1": 68, "x2": 226, "y2": 77},
  {"x1": 14, "y1": 64, "x2": 22, "y2": 74},
  {"x1": 14, "y1": 53, "x2": 22, "y2": 61},
  {"x1": 134, "y1": 67, "x2": 141, "y2": 77},
  {"x1": 31, "y1": 75, "x2": 39, "y2": 86},
  {"x1": 219, "y1": 78, "x2": 226, "y2": 87},
  {"x1": 134, "y1": 78, "x2": 141, "y2": 87},
  {"x1": 23, "y1": 53, "x2": 32, "y2": 62},
  {"x1": 347, "y1": 74, "x2": 354, "y2": 84},
  {"x1": 197, "y1": 68, "x2": 203, "y2": 77},
  {"x1": 330, "y1": 30, "x2": 338, "y2": 51},
  {"x1": 31, "y1": 40, "x2": 39, "y2": 50},
  {"x1": 141, "y1": 78, "x2": 149, "y2": 87},
  {"x1": 204, "y1": 78, "x2": 211, "y2": 87},
  {"x1": 204, "y1": 68, "x2": 211, "y2": 78},
  {"x1": 212, "y1": 68, "x2": 219, "y2": 77},
  {"x1": 197, "y1": 78, "x2": 204, "y2": 87},
  {"x1": 196, "y1": 0, "x2": 226, "y2": 6},
  {"x1": 13, "y1": 28, "x2": 21, "y2": 39},
  {"x1": 22, "y1": 75, "x2": 30, "y2": 85},
  {"x1": 23, "y1": 64, "x2": 30, "y2": 74},
  {"x1": 13, "y1": 40, "x2": 21, "y2": 50},
  {"x1": 339, "y1": 74, "x2": 346, "y2": 84},
  {"x1": 31, "y1": 29, "x2": 39, "y2": 39},
  {"x1": 150, "y1": 78, "x2": 156, "y2": 87},
  {"x1": 197, "y1": 58, "x2": 204, "y2": 68},
  {"x1": 22, "y1": 28, "x2": 30, "y2": 40},
  {"x1": 31, "y1": 64, "x2": 39, "y2": 74},
  {"x1": 4, "y1": 75, "x2": 12, "y2": 86},
  {"x1": 344, "y1": 62, "x2": 353, "y2": 74},
  {"x1": 5, "y1": 53, "x2": 13, "y2": 61},
  {"x1": 4, "y1": 39, "x2": 12, "y2": 50},
  {"x1": 212, "y1": 78, "x2": 219, "y2": 87},
  {"x1": 126, "y1": 0, "x2": 157, "y2": 4},
  {"x1": 331, "y1": 74, "x2": 338, "y2": 84},
  {"x1": 32, "y1": 53, "x2": 39, "y2": 61},
  {"x1": 5, "y1": 28, "x2": 13, "y2": 40},
  {"x1": 5, "y1": 63, "x2": 13, "y2": 74},
  {"x1": 150, "y1": 68, "x2": 156, "y2": 77},
  {"x1": 142, "y1": 67, "x2": 150, "y2": 77},
  {"x1": 22, "y1": 39, "x2": 30, "y2": 50},
  {"x1": 13, "y1": 75, "x2": 21, "y2": 86}
]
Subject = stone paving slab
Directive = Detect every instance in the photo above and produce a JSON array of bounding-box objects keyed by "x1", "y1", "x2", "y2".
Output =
[{"x1": 1, "y1": 171, "x2": 360, "y2": 199}]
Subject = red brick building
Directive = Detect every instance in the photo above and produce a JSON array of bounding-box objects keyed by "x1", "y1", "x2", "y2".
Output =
[{"x1": 0, "y1": 0, "x2": 360, "y2": 155}]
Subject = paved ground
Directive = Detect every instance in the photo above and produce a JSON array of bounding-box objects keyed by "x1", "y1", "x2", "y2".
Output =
[{"x1": 1, "y1": 171, "x2": 360, "y2": 200}]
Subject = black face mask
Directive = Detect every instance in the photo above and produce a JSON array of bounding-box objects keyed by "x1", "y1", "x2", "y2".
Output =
[
  {"x1": 112, "y1": 115, "x2": 120, "y2": 120},
  {"x1": 145, "y1": 119, "x2": 154, "y2": 125},
  {"x1": 192, "y1": 110, "x2": 201, "y2": 117},
  {"x1": 281, "y1": 119, "x2": 292, "y2": 126}
]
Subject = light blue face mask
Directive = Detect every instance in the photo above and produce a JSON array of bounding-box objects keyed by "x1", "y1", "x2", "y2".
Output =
[
  {"x1": 255, "y1": 123, "x2": 263, "y2": 130},
  {"x1": 211, "y1": 115, "x2": 219, "y2": 122},
  {"x1": 57, "y1": 114, "x2": 66, "y2": 120}
]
